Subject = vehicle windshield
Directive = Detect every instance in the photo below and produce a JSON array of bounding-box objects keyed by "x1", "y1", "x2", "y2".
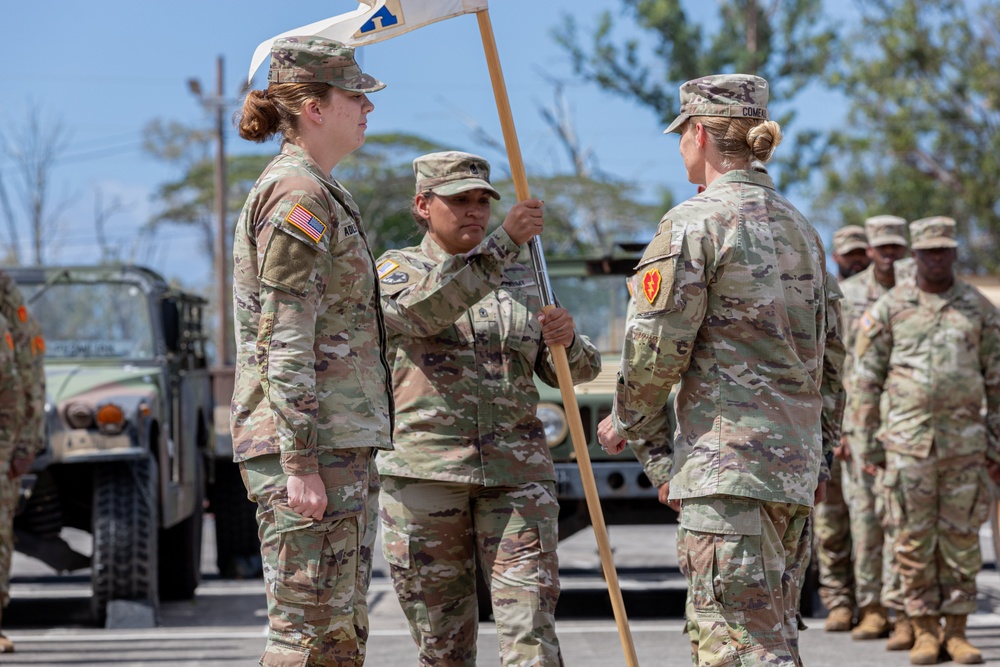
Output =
[
  {"x1": 21, "y1": 280, "x2": 155, "y2": 359},
  {"x1": 550, "y1": 274, "x2": 630, "y2": 354}
]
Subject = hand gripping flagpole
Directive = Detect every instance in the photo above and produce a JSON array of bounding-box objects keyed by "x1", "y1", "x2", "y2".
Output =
[{"x1": 475, "y1": 10, "x2": 639, "y2": 667}]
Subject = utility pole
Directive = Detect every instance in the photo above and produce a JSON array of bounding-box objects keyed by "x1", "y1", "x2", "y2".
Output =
[{"x1": 189, "y1": 56, "x2": 231, "y2": 365}]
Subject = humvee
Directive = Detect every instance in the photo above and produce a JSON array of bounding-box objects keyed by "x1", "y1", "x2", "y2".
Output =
[{"x1": 10, "y1": 265, "x2": 213, "y2": 624}]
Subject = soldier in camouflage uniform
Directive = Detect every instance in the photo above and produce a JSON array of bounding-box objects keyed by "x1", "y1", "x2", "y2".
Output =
[
  {"x1": 853, "y1": 216, "x2": 1000, "y2": 665},
  {"x1": 814, "y1": 225, "x2": 870, "y2": 632},
  {"x1": 0, "y1": 272, "x2": 44, "y2": 654},
  {"x1": 377, "y1": 151, "x2": 601, "y2": 666},
  {"x1": 838, "y1": 216, "x2": 913, "y2": 645},
  {"x1": 231, "y1": 36, "x2": 392, "y2": 667},
  {"x1": 598, "y1": 74, "x2": 844, "y2": 667}
]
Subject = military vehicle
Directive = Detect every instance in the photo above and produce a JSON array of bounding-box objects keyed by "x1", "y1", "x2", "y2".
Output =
[
  {"x1": 9, "y1": 265, "x2": 214, "y2": 624},
  {"x1": 535, "y1": 249, "x2": 677, "y2": 540}
]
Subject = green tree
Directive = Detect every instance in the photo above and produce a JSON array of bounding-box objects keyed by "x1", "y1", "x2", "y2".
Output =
[
  {"x1": 553, "y1": 0, "x2": 836, "y2": 125},
  {"x1": 800, "y1": 0, "x2": 1000, "y2": 273}
]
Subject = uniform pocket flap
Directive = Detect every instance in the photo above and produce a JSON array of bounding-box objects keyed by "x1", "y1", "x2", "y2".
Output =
[{"x1": 680, "y1": 496, "x2": 762, "y2": 536}]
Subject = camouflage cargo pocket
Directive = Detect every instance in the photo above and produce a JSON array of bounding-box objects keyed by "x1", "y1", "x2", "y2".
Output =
[
  {"x1": 271, "y1": 506, "x2": 357, "y2": 621},
  {"x1": 380, "y1": 523, "x2": 433, "y2": 633}
]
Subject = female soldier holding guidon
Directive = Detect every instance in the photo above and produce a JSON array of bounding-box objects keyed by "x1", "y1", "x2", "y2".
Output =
[
  {"x1": 599, "y1": 75, "x2": 844, "y2": 667},
  {"x1": 376, "y1": 151, "x2": 601, "y2": 666},
  {"x1": 231, "y1": 36, "x2": 392, "y2": 666}
]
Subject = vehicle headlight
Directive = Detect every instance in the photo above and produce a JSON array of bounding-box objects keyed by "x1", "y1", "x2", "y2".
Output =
[
  {"x1": 96, "y1": 403, "x2": 127, "y2": 436},
  {"x1": 537, "y1": 402, "x2": 567, "y2": 448},
  {"x1": 65, "y1": 402, "x2": 94, "y2": 429}
]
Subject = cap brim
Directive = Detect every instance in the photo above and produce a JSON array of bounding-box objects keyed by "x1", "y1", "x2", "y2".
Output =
[
  {"x1": 663, "y1": 112, "x2": 690, "y2": 135},
  {"x1": 835, "y1": 242, "x2": 869, "y2": 254},
  {"x1": 330, "y1": 73, "x2": 386, "y2": 94},
  {"x1": 869, "y1": 236, "x2": 908, "y2": 248},
  {"x1": 911, "y1": 239, "x2": 958, "y2": 250},
  {"x1": 429, "y1": 178, "x2": 500, "y2": 200}
]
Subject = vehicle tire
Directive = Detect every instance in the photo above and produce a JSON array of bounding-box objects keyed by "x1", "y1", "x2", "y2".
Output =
[
  {"x1": 209, "y1": 460, "x2": 262, "y2": 579},
  {"x1": 158, "y1": 455, "x2": 204, "y2": 601},
  {"x1": 91, "y1": 455, "x2": 159, "y2": 625}
]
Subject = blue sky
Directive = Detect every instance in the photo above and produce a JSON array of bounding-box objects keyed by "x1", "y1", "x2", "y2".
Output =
[{"x1": 2, "y1": 1, "x2": 845, "y2": 291}]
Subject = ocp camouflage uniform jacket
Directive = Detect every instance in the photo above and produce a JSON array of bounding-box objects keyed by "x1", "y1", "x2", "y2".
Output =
[
  {"x1": 0, "y1": 272, "x2": 45, "y2": 461},
  {"x1": 612, "y1": 169, "x2": 842, "y2": 506},
  {"x1": 0, "y1": 312, "x2": 19, "y2": 468},
  {"x1": 375, "y1": 229, "x2": 601, "y2": 486},
  {"x1": 839, "y1": 260, "x2": 916, "y2": 438},
  {"x1": 852, "y1": 279, "x2": 1000, "y2": 467},
  {"x1": 231, "y1": 143, "x2": 393, "y2": 476}
]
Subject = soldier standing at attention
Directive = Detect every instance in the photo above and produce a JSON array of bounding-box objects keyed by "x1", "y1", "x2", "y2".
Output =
[
  {"x1": 597, "y1": 74, "x2": 843, "y2": 667},
  {"x1": 231, "y1": 36, "x2": 392, "y2": 667},
  {"x1": 815, "y1": 224, "x2": 870, "y2": 632},
  {"x1": 838, "y1": 216, "x2": 912, "y2": 646},
  {"x1": 376, "y1": 151, "x2": 601, "y2": 666},
  {"x1": 853, "y1": 216, "x2": 1000, "y2": 665},
  {"x1": 0, "y1": 273, "x2": 33, "y2": 654}
]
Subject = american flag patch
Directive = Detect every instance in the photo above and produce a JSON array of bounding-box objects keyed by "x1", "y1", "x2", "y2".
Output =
[{"x1": 285, "y1": 204, "x2": 326, "y2": 242}]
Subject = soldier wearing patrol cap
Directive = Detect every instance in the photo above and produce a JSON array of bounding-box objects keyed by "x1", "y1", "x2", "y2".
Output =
[
  {"x1": 832, "y1": 225, "x2": 872, "y2": 280},
  {"x1": 852, "y1": 216, "x2": 1000, "y2": 665},
  {"x1": 376, "y1": 151, "x2": 601, "y2": 666},
  {"x1": 837, "y1": 215, "x2": 915, "y2": 646},
  {"x1": 814, "y1": 224, "x2": 870, "y2": 632},
  {"x1": 598, "y1": 74, "x2": 845, "y2": 666},
  {"x1": 231, "y1": 36, "x2": 391, "y2": 666}
]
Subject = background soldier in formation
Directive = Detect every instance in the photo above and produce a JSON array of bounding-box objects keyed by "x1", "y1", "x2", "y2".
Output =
[
  {"x1": 839, "y1": 216, "x2": 913, "y2": 646},
  {"x1": 0, "y1": 271, "x2": 45, "y2": 654},
  {"x1": 816, "y1": 224, "x2": 871, "y2": 631},
  {"x1": 377, "y1": 151, "x2": 600, "y2": 666},
  {"x1": 853, "y1": 216, "x2": 1000, "y2": 665},
  {"x1": 231, "y1": 37, "x2": 392, "y2": 666},
  {"x1": 598, "y1": 74, "x2": 844, "y2": 667}
]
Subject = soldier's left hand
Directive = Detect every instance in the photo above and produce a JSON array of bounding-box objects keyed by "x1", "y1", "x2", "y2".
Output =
[
  {"x1": 597, "y1": 415, "x2": 627, "y2": 455},
  {"x1": 537, "y1": 308, "x2": 576, "y2": 348},
  {"x1": 814, "y1": 480, "x2": 827, "y2": 504},
  {"x1": 988, "y1": 459, "x2": 1000, "y2": 484},
  {"x1": 8, "y1": 455, "x2": 34, "y2": 479},
  {"x1": 834, "y1": 436, "x2": 851, "y2": 462}
]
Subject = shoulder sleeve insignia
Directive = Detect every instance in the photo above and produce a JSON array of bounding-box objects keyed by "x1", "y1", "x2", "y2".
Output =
[
  {"x1": 4, "y1": 332, "x2": 13, "y2": 350},
  {"x1": 642, "y1": 268, "x2": 662, "y2": 304},
  {"x1": 377, "y1": 260, "x2": 399, "y2": 280},
  {"x1": 17, "y1": 305, "x2": 27, "y2": 323},
  {"x1": 285, "y1": 203, "x2": 327, "y2": 242},
  {"x1": 381, "y1": 271, "x2": 409, "y2": 286},
  {"x1": 32, "y1": 335, "x2": 45, "y2": 355}
]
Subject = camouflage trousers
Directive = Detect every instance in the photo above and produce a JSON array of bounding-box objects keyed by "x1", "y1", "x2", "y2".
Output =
[
  {"x1": 241, "y1": 448, "x2": 378, "y2": 667},
  {"x1": 812, "y1": 457, "x2": 854, "y2": 611},
  {"x1": 884, "y1": 451, "x2": 991, "y2": 618},
  {"x1": 379, "y1": 476, "x2": 562, "y2": 667},
  {"x1": 0, "y1": 469, "x2": 15, "y2": 610},
  {"x1": 678, "y1": 495, "x2": 811, "y2": 667},
  {"x1": 841, "y1": 459, "x2": 903, "y2": 611}
]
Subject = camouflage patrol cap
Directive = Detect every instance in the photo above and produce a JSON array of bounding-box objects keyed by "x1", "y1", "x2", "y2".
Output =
[
  {"x1": 268, "y1": 36, "x2": 385, "y2": 93},
  {"x1": 832, "y1": 226, "x2": 868, "y2": 254},
  {"x1": 413, "y1": 151, "x2": 500, "y2": 200},
  {"x1": 664, "y1": 74, "x2": 769, "y2": 135},
  {"x1": 864, "y1": 215, "x2": 908, "y2": 248},
  {"x1": 910, "y1": 216, "x2": 958, "y2": 250}
]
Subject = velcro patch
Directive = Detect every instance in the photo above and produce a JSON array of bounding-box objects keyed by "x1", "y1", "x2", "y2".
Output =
[
  {"x1": 854, "y1": 310, "x2": 882, "y2": 359},
  {"x1": 633, "y1": 258, "x2": 677, "y2": 315}
]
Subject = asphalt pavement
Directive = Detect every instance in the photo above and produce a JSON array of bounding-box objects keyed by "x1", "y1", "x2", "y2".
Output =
[{"x1": 5, "y1": 519, "x2": 1000, "y2": 666}]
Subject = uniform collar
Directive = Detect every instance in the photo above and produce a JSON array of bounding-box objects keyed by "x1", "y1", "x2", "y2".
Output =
[
  {"x1": 420, "y1": 232, "x2": 454, "y2": 263},
  {"x1": 706, "y1": 168, "x2": 776, "y2": 192},
  {"x1": 279, "y1": 142, "x2": 340, "y2": 189}
]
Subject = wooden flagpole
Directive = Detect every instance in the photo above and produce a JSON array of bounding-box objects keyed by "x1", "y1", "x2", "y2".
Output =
[{"x1": 474, "y1": 9, "x2": 639, "y2": 667}]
